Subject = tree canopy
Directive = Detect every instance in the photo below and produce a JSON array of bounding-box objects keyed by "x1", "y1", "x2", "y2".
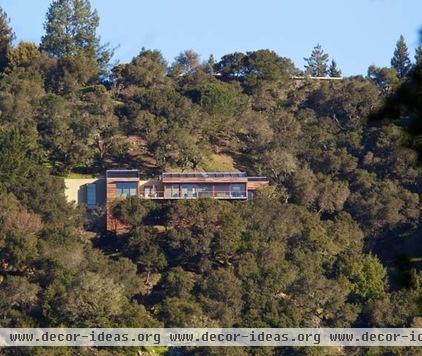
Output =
[
  {"x1": 304, "y1": 44, "x2": 329, "y2": 77},
  {"x1": 391, "y1": 35, "x2": 412, "y2": 79},
  {"x1": 0, "y1": 2, "x2": 420, "y2": 354},
  {"x1": 40, "y1": 0, "x2": 112, "y2": 72},
  {"x1": 0, "y1": 6, "x2": 14, "y2": 71}
]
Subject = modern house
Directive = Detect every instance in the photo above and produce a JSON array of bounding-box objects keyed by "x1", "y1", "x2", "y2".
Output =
[{"x1": 64, "y1": 169, "x2": 269, "y2": 231}]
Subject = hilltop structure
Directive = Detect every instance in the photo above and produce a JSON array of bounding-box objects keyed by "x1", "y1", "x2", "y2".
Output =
[{"x1": 64, "y1": 169, "x2": 269, "y2": 231}]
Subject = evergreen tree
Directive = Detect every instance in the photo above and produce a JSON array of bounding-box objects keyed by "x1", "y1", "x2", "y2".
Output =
[
  {"x1": 40, "y1": 0, "x2": 111, "y2": 70},
  {"x1": 205, "y1": 54, "x2": 216, "y2": 75},
  {"x1": 329, "y1": 59, "x2": 342, "y2": 77},
  {"x1": 415, "y1": 46, "x2": 422, "y2": 66},
  {"x1": 304, "y1": 44, "x2": 329, "y2": 77},
  {"x1": 0, "y1": 7, "x2": 14, "y2": 71},
  {"x1": 391, "y1": 35, "x2": 411, "y2": 78},
  {"x1": 367, "y1": 65, "x2": 399, "y2": 95}
]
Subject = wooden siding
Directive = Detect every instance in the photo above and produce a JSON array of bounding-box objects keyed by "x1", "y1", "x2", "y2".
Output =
[{"x1": 106, "y1": 179, "x2": 138, "y2": 232}]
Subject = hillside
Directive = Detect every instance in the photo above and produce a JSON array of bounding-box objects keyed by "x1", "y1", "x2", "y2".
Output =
[{"x1": 0, "y1": 1, "x2": 421, "y2": 355}]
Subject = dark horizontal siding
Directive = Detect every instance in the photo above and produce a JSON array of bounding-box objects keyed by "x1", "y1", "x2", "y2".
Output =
[{"x1": 106, "y1": 170, "x2": 139, "y2": 178}]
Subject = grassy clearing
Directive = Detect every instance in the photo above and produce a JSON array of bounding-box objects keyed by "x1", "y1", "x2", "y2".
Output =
[{"x1": 201, "y1": 153, "x2": 236, "y2": 171}]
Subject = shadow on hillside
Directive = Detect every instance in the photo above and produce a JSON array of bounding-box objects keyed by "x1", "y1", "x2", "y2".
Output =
[
  {"x1": 373, "y1": 225, "x2": 422, "y2": 288},
  {"x1": 231, "y1": 151, "x2": 260, "y2": 175}
]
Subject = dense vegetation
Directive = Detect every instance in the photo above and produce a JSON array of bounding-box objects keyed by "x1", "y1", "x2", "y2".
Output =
[{"x1": 0, "y1": 1, "x2": 421, "y2": 355}]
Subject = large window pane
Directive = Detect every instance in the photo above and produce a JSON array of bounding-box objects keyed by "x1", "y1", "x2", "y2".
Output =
[
  {"x1": 215, "y1": 184, "x2": 230, "y2": 198},
  {"x1": 197, "y1": 185, "x2": 212, "y2": 198},
  {"x1": 230, "y1": 184, "x2": 246, "y2": 198},
  {"x1": 181, "y1": 184, "x2": 197, "y2": 198},
  {"x1": 86, "y1": 183, "x2": 96, "y2": 208},
  {"x1": 116, "y1": 182, "x2": 138, "y2": 197}
]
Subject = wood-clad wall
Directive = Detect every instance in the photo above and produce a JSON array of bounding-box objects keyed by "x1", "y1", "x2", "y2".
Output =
[{"x1": 106, "y1": 179, "x2": 132, "y2": 232}]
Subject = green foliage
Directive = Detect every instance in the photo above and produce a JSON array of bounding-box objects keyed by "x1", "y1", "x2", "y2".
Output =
[
  {"x1": 126, "y1": 227, "x2": 168, "y2": 273},
  {"x1": 171, "y1": 49, "x2": 200, "y2": 76},
  {"x1": 304, "y1": 44, "x2": 329, "y2": 77},
  {"x1": 0, "y1": 276, "x2": 40, "y2": 327},
  {"x1": 347, "y1": 179, "x2": 419, "y2": 234},
  {"x1": 112, "y1": 196, "x2": 157, "y2": 227},
  {"x1": 0, "y1": 192, "x2": 42, "y2": 273},
  {"x1": 216, "y1": 52, "x2": 246, "y2": 80},
  {"x1": 40, "y1": 0, "x2": 111, "y2": 71},
  {"x1": 196, "y1": 82, "x2": 245, "y2": 117},
  {"x1": 0, "y1": 130, "x2": 37, "y2": 189},
  {"x1": 0, "y1": 9, "x2": 420, "y2": 336},
  {"x1": 46, "y1": 55, "x2": 99, "y2": 94},
  {"x1": 242, "y1": 49, "x2": 295, "y2": 88},
  {"x1": 340, "y1": 254, "x2": 387, "y2": 300},
  {"x1": 154, "y1": 267, "x2": 196, "y2": 299},
  {"x1": 199, "y1": 268, "x2": 243, "y2": 326},
  {"x1": 367, "y1": 64, "x2": 400, "y2": 95},
  {"x1": 165, "y1": 199, "x2": 245, "y2": 270},
  {"x1": 391, "y1": 35, "x2": 412, "y2": 79},
  {"x1": 113, "y1": 48, "x2": 168, "y2": 88},
  {"x1": 158, "y1": 297, "x2": 208, "y2": 327},
  {"x1": 328, "y1": 59, "x2": 342, "y2": 77},
  {"x1": 0, "y1": 6, "x2": 14, "y2": 71},
  {"x1": 7, "y1": 42, "x2": 42, "y2": 69},
  {"x1": 216, "y1": 49, "x2": 297, "y2": 89},
  {"x1": 415, "y1": 46, "x2": 422, "y2": 66},
  {"x1": 0, "y1": 70, "x2": 45, "y2": 135},
  {"x1": 307, "y1": 77, "x2": 380, "y2": 129},
  {"x1": 373, "y1": 59, "x2": 422, "y2": 161}
]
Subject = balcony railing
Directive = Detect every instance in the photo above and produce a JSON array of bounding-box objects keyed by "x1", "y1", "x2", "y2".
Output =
[{"x1": 139, "y1": 191, "x2": 248, "y2": 200}]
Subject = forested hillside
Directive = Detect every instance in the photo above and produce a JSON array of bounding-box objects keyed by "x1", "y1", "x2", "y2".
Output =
[{"x1": 0, "y1": 1, "x2": 421, "y2": 355}]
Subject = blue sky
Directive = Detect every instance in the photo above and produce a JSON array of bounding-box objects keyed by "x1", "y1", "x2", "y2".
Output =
[{"x1": 1, "y1": 0, "x2": 421, "y2": 76}]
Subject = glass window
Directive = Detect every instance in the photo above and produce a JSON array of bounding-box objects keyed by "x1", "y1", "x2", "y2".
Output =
[
  {"x1": 86, "y1": 183, "x2": 96, "y2": 208},
  {"x1": 215, "y1": 184, "x2": 230, "y2": 198},
  {"x1": 197, "y1": 185, "x2": 212, "y2": 198},
  {"x1": 230, "y1": 184, "x2": 246, "y2": 198},
  {"x1": 116, "y1": 182, "x2": 138, "y2": 197},
  {"x1": 171, "y1": 184, "x2": 180, "y2": 197},
  {"x1": 181, "y1": 184, "x2": 197, "y2": 198}
]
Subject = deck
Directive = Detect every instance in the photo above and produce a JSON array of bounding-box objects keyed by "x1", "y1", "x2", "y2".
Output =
[{"x1": 139, "y1": 191, "x2": 248, "y2": 200}]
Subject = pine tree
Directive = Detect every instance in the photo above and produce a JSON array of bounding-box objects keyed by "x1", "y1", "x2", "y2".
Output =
[
  {"x1": 40, "y1": 0, "x2": 111, "y2": 70},
  {"x1": 0, "y1": 7, "x2": 15, "y2": 71},
  {"x1": 391, "y1": 35, "x2": 411, "y2": 78},
  {"x1": 329, "y1": 59, "x2": 342, "y2": 77},
  {"x1": 304, "y1": 44, "x2": 329, "y2": 77},
  {"x1": 415, "y1": 46, "x2": 422, "y2": 66},
  {"x1": 206, "y1": 54, "x2": 216, "y2": 75}
]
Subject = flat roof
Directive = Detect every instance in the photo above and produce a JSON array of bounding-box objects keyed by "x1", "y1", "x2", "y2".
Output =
[
  {"x1": 106, "y1": 169, "x2": 139, "y2": 178},
  {"x1": 162, "y1": 172, "x2": 247, "y2": 178},
  {"x1": 105, "y1": 170, "x2": 268, "y2": 183},
  {"x1": 161, "y1": 171, "x2": 249, "y2": 184}
]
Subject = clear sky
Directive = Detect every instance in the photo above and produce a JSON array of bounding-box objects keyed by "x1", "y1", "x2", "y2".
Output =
[{"x1": 1, "y1": 0, "x2": 421, "y2": 76}]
